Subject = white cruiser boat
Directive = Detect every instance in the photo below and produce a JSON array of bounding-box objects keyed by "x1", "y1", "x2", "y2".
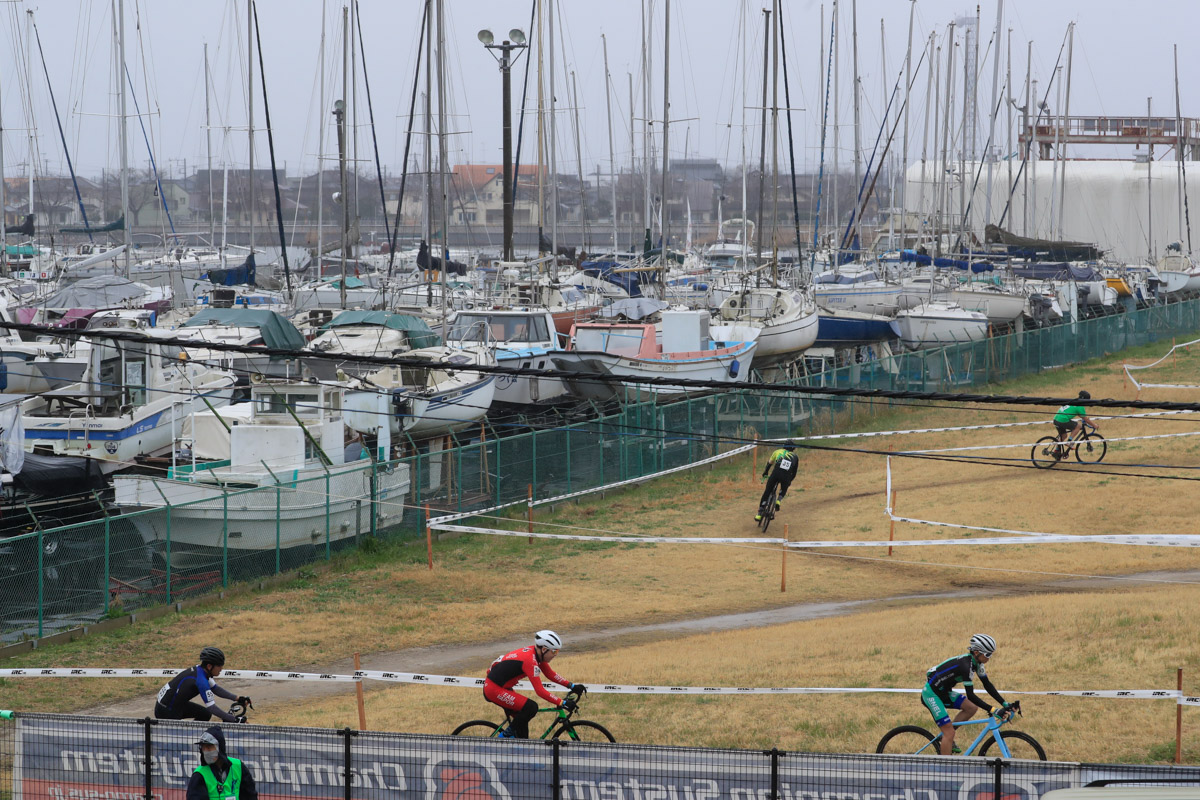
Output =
[
  {"x1": 896, "y1": 301, "x2": 990, "y2": 351},
  {"x1": 21, "y1": 337, "x2": 237, "y2": 473},
  {"x1": 445, "y1": 308, "x2": 570, "y2": 409},
  {"x1": 113, "y1": 381, "x2": 410, "y2": 568}
]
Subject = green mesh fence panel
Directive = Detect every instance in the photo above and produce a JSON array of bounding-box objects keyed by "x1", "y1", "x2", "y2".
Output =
[{"x1": 3, "y1": 298, "x2": 1199, "y2": 641}]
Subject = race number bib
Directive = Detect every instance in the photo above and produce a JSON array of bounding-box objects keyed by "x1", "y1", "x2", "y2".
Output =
[
  {"x1": 156, "y1": 683, "x2": 170, "y2": 703},
  {"x1": 778, "y1": 456, "x2": 794, "y2": 471}
]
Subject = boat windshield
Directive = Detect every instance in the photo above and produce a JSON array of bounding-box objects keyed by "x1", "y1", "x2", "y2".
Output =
[
  {"x1": 559, "y1": 286, "x2": 586, "y2": 305},
  {"x1": 574, "y1": 326, "x2": 645, "y2": 356},
  {"x1": 449, "y1": 313, "x2": 550, "y2": 344}
]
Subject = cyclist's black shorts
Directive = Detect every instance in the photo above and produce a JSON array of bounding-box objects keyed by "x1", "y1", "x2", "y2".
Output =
[
  {"x1": 154, "y1": 701, "x2": 212, "y2": 722},
  {"x1": 1053, "y1": 420, "x2": 1077, "y2": 436}
]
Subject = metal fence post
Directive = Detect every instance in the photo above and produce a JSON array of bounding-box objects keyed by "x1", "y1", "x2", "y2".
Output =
[
  {"x1": 165, "y1": 506, "x2": 172, "y2": 604},
  {"x1": 275, "y1": 486, "x2": 282, "y2": 575},
  {"x1": 143, "y1": 717, "x2": 154, "y2": 800},
  {"x1": 103, "y1": 516, "x2": 111, "y2": 615},
  {"x1": 565, "y1": 427, "x2": 572, "y2": 494},
  {"x1": 325, "y1": 472, "x2": 331, "y2": 559},
  {"x1": 550, "y1": 738, "x2": 561, "y2": 800},
  {"x1": 219, "y1": 489, "x2": 229, "y2": 586},
  {"x1": 37, "y1": 528, "x2": 44, "y2": 637},
  {"x1": 992, "y1": 757, "x2": 1004, "y2": 800},
  {"x1": 767, "y1": 749, "x2": 780, "y2": 800},
  {"x1": 372, "y1": 461, "x2": 380, "y2": 536},
  {"x1": 342, "y1": 727, "x2": 353, "y2": 800},
  {"x1": 532, "y1": 431, "x2": 538, "y2": 498}
]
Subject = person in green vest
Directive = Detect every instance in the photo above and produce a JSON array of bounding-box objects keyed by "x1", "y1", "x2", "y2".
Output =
[{"x1": 187, "y1": 727, "x2": 258, "y2": 800}]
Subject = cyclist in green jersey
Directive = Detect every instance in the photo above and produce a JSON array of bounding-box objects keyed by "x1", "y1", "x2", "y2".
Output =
[
  {"x1": 756, "y1": 441, "x2": 799, "y2": 521},
  {"x1": 1051, "y1": 391, "x2": 1100, "y2": 458}
]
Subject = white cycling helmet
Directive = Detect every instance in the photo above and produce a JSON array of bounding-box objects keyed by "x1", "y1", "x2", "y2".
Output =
[
  {"x1": 969, "y1": 633, "x2": 997, "y2": 657},
  {"x1": 535, "y1": 630, "x2": 563, "y2": 650}
]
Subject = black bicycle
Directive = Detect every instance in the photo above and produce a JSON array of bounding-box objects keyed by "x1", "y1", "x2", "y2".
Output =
[
  {"x1": 451, "y1": 691, "x2": 614, "y2": 742},
  {"x1": 757, "y1": 484, "x2": 778, "y2": 532},
  {"x1": 1031, "y1": 422, "x2": 1106, "y2": 469}
]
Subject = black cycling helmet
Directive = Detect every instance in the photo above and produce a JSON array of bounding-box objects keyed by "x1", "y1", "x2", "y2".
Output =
[
  {"x1": 1078, "y1": 390, "x2": 1091, "y2": 400},
  {"x1": 199, "y1": 646, "x2": 226, "y2": 667},
  {"x1": 783, "y1": 440, "x2": 797, "y2": 450}
]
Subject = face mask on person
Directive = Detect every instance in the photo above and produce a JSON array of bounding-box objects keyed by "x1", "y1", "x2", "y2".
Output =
[{"x1": 201, "y1": 746, "x2": 219, "y2": 766}]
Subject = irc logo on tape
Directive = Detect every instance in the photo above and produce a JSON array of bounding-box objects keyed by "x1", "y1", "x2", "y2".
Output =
[
  {"x1": 9, "y1": 669, "x2": 25, "y2": 675},
  {"x1": 1116, "y1": 691, "x2": 1133, "y2": 697},
  {"x1": 319, "y1": 674, "x2": 336, "y2": 680},
  {"x1": 381, "y1": 672, "x2": 399, "y2": 679},
  {"x1": 287, "y1": 673, "x2": 303, "y2": 679},
  {"x1": 444, "y1": 677, "x2": 460, "y2": 684},
  {"x1": 101, "y1": 669, "x2": 117, "y2": 675},
  {"x1": 413, "y1": 675, "x2": 428, "y2": 681},
  {"x1": 256, "y1": 671, "x2": 272, "y2": 677}
]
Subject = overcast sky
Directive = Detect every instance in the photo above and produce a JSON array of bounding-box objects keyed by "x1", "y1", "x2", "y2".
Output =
[{"x1": 2, "y1": 0, "x2": 1197, "y2": 185}]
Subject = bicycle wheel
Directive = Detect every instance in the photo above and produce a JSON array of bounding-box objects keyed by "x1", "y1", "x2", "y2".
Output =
[
  {"x1": 1074, "y1": 433, "x2": 1106, "y2": 464},
  {"x1": 451, "y1": 720, "x2": 501, "y2": 737},
  {"x1": 875, "y1": 725, "x2": 937, "y2": 755},
  {"x1": 553, "y1": 719, "x2": 616, "y2": 742},
  {"x1": 1031, "y1": 437, "x2": 1062, "y2": 469},
  {"x1": 760, "y1": 487, "x2": 778, "y2": 532},
  {"x1": 978, "y1": 730, "x2": 1047, "y2": 760}
]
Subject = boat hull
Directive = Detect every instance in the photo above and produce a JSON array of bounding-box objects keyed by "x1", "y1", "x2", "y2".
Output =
[
  {"x1": 814, "y1": 311, "x2": 902, "y2": 346},
  {"x1": 896, "y1": 306, "x2": 990, "y2": 351},
  {"x1": 552, "y1": 340, "x2": 758, "y2": 403}
]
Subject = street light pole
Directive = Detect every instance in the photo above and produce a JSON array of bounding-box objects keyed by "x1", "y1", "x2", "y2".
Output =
[{"x1": 480, "y1": 28, "x2": 527, "y2": 261}]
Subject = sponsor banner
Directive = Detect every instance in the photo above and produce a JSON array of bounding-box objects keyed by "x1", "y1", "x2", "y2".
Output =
[{"x1": 17, "y1": 712, "x2": 1200, "y2": 800}]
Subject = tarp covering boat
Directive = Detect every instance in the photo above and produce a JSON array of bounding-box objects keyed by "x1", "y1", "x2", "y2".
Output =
[
  {"x1": 1009, "y1": 262, "x2": 1104, "y2": 281},
  {"x1": 181, "y1": 308, "x2": 306, "y2": 351},
  {"x1": 598, "y1": 297, "x2": 670, "y2": 321},
  {"x1": 60, "y1": 215, "x2": 123, "y2": 235},
  {"x1": 900, "y1": 250, "x2": 996, "y2": 272},
  {"x1": 202, "y1": 253, "x2": 256, "y2": 286},
  {"x1": 12, "y1": 452, "x2": 106, "y2": 495},
  {"x1": 984, "y1": 224, "x2": 1103, "y2": 261},
  {"x1": 320, "y1": 310, "x2": 441, "y2": 349},
  {"x1": 40, "y1": 276, "x2": 148, "y2": 309}
]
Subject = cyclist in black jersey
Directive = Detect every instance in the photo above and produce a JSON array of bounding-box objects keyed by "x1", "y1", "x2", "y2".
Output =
[
  {"x1": 154, "y1": 647, "x2": 251, "y2": 723},
  {"x1": 922, "y1": 634, "x2": 1012, "y2": 755}
]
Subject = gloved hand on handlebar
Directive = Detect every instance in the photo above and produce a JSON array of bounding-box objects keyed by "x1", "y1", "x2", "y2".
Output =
[
  {"x1": 570, "y1": 683, "x2": 587, "y2": 695},
  {"x1": 237, "y1": 696, "x2": 254, "y2": 709},
  {"x1": 561, "y1": 696, "x2": 578, "y2": 713},
  {"x1": 235, "y1": 715, "x2": 248, "y2": 724}
]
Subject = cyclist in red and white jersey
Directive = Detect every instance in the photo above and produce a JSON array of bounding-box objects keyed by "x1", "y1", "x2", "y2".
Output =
[{"x1": 483, "y1": 630, "x2": 586, "y2": 738}]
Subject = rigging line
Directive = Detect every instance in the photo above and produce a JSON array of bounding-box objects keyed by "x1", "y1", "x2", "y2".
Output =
[
  {"x1": 387, "y1": 0, "x2": 429, "y2": 276},
  {"x1": 808, "y1": 9, "x2": 836, "y2": 269},
  {"x1": 123, "y1": 64, "x2": 177, "y2": 238},
  {"x1": 777, "y1": 1, "x2": 803, "y2": 260},
  {"x1": 511, "y1": 0, "x2": 537, "y2": 206},
  {"x1": 30, "y1": 18, "x2": 93, "y2": 242},
  {"x1": 353, "y1": 0, "x2": 392, "y2": 253},
  {"x1": 995, "y1": 27, "x2": 1070, "y2": 231},
  {"x1": 250, "y1": 0, "x2": 291, "y2": 296}
]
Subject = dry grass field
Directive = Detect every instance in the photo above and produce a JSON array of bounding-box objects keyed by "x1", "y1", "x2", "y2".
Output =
[{"x1": 1, "y1": 338, "x2": 1198, "y2": 763}]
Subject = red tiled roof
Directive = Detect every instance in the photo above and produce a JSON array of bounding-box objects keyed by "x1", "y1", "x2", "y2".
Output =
[{"x1": 451, "y1": 163, "x2": 541, "y2": 192}]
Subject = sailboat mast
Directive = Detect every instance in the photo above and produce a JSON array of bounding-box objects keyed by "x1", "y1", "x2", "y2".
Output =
[
  {"x1": 205, "y1": 43, "x2": 215, "y2": 247},
  {"x1": 756, "y1": 8, "x2": 769, "y2": 262},
  {"x1": 571, "y1": 71, "x2": 587, "y2": 251},
  {"x1": 984, "y1": 0, "x2": 1003, "y2": 225},
  {"x1": 641, "y1": 0, "x2": 651, "y2": 248},
  {"x1": 659, "y1": 0, "x2": 671, "y2": 255},
  {"x1": 536, "y1": 0, "x2": 544, "y2": 256},
  {"x1": 549, "y1": 0, "x2": 557, "y2": 275},
  {"x1": 1057, "y1": 22, "x2": 1074, "y2": 241},
  {"x1": 117, "y1": 0, "x2": 130, "y2": 277},
  {"x1": 1147, "y1": 96, "x2": 1154, "y2": 261},
  {"x1": 851, "y1": 0, "x2": 861, "y2": 227},
  {"x1": 437, "y1": 0, "x2": 449, "y2": 314},
  {"x1": 602, "y1": 35, "x2": 618, "y2": 254},
  {"x1": 340, "y1": 5, "x2": 349, "y2": 310},
  {"x1": 900, "y1": 0, "x2": 914, "y2": 243},
  {"x1": 247, "y1": 0, "x2": 254, "y2": 259},
  {"x1": 25, "y1": 10, "x2": 33, "y2": 245},
  {"x1": 936, "y1": 22, "x2": 954, "y2": 257},
  {"x1": 317, "y1": 1, "x2": 326, "y2": 271},
  {"x1": 628, "y1": 72, "x2": 636, "y2": 250},
  {"x1": 1175, "y1": 45, "x2": 1188, "y2": 250},
  {"x1": 770, "y1": 0, "x2": 780, "y2": 272}
]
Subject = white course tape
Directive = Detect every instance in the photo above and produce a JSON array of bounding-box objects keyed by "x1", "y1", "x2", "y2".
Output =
[
  {"x1": 429, "y1": 523, "x2": 785, "y2": 545},
  {"x1": 1124, "y1": 337, "x2": 1200, "y2": 390},
  {"x1": 907, "y1": 429, "x2": 1200, "y2": 455},
  {"x1": 0, "y1": 668, "x2": 1188, "y2": 703},
  {"x1": 430, "y1": 444, "x2": 754, "y2": 526},
  {"x1": 789, "y1": 532, "x2": 1200, "y2": 549}
]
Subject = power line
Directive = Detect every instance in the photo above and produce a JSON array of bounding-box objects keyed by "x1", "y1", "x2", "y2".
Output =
[{"x1": 8, "y1": 317, "x2": 1200, "y2": 411}]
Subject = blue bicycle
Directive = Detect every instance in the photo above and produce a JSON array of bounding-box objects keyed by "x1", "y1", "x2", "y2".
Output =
[{"x1": 876, "y1": 700, "x2": 1047, "y2": 759}]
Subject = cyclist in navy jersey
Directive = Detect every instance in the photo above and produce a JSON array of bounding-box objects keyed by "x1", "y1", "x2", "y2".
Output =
[
  {"x1": 922, "y1": 634, "x2": 1012, "y2": 755},
  {"x1": 154, "y1": 647, "x2": 251, "y2": 723}
]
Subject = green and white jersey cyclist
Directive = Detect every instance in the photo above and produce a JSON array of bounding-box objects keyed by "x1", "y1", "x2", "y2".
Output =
[
  {"x1": 1052, "y1": 390, "x2": 1100, "y2": 455},
  {"x1": 922, "y1": 634, "x2": 1011, "y2": 756}
]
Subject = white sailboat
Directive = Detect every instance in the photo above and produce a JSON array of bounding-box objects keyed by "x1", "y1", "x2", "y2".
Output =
[{"x1": 712, "y1": 287, "x2": 819, "y2": 365}]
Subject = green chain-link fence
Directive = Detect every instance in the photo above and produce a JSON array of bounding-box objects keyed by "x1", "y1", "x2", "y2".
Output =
[{"x1": 3, "y1": 297, "x2": 1198, "y2": 642}]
